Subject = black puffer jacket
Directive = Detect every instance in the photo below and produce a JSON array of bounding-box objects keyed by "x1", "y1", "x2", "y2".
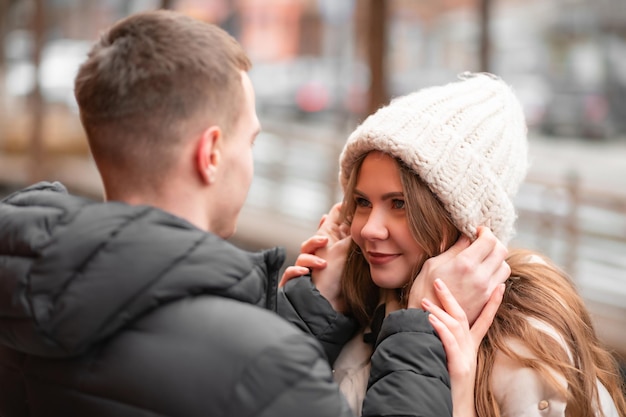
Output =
[
  {"x1": 0, "y1": 182, "x2": 354, "y2": 417},
  {"x1": 279, "y1": 271, "x2": 453, "y2": 417}
]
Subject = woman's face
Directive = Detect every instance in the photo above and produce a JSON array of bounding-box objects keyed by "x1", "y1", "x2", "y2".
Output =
[{"x1": 350, "y1": 151, "x2": 425, "y2": 289}]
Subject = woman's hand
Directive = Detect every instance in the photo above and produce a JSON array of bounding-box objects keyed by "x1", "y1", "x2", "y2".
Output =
[
  {"x1": 279, "y1": 235, "x2": 330, "y2": 286},
  {"x1": 279, "y1": 203, "x2": 351, "y2": 313},
  {"x1": 422, "y1": 279, "x2": 505, "y2": 417}
]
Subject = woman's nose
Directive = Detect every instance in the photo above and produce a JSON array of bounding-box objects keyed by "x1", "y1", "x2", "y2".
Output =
[{"x1": 360, "y1": 210, "x2": 389, "y2": 241}]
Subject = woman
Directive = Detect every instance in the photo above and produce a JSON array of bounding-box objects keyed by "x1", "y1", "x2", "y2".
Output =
[{"x1": 280, "y1": 73, "x2": 626, "y2": 417}]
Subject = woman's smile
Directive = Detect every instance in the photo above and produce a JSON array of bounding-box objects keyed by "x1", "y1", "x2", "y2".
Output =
[{"x1": 366, "y1": 251, "x2": 400, "y2": 266}]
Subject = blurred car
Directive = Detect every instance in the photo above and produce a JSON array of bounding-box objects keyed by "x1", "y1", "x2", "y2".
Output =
[
  {"x1": 539, "y1": 82, "x2": 615, "y2": 139},
  {"x1": 249, "y1": 56, "x2": 369, "y2": 119}
]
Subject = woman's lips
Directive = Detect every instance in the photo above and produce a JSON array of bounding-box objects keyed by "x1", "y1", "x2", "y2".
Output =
[{"x1": 366, "y1": 251, "x2": 400, "y2": 265}]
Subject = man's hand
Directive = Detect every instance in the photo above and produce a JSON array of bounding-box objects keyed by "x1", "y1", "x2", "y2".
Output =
[{"x1": 407, "y1": 226, "x2": 509, "y2": 325}]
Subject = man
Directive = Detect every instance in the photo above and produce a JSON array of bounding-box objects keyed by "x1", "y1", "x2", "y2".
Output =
[{"x1": 0, "y1": 9, "x2": 507, "y2": 417}]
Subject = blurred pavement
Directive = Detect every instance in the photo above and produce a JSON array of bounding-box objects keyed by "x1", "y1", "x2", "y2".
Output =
[
  {"x1": 526, "y1": 132, "x2": 626, "y2": 196},
  {"x1": 0, "y1": 131, "x2": 625, "y2": 356}
]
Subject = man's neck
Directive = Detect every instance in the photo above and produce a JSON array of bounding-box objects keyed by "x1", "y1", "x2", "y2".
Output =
[{"x1": 105, "y1": 187, "x2": 210, "y2": 232}]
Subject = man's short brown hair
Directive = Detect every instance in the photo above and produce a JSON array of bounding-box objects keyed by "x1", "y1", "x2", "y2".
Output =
[{"x1": 74, "y1": 10, "x2": 251, "y2": 178}]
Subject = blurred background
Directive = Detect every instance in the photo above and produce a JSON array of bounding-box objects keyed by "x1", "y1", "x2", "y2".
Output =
[{"x1": 0, "y1": 0, "x2": 625, "y2": 371}]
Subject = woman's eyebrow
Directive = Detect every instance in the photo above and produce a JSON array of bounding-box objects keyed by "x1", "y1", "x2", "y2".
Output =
[{"x1": 353, "y1": 190, "x2": 404, "y2": 200}]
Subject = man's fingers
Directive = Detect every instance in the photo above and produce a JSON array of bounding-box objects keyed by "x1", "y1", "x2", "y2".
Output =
[
  {"x1": 338, "y1": 223, "x2": 350, "y2": 239},
  {"x1": 332, "y1": 236, "x2": 352, "y2": 252},
  {"x1": 436, "y1": 234, "x2": 471, "y2": 263},
  {"x1": 494, "y1": 260, "x2": 511, "y2": 286},
  {"x1": 319, "y1": 203, "x2": 342, "y2": 228},
  {"x1": 330, "y1": 202, "x2": 343, "y2": 214},
  {"x1": 461, "y1": 227, "x2": 501, "y2": 263},
  {"x1": 317, "y1": 214, "x2": 328, "y2": 229},
  {"x1": 329, "y1": 202, "x2": 343, "y2": 215},
  {"x1": 479, "y1": 236, "x2": 509, "y2": 278},
  {"x1": 469, "y1": 283, "x2": 505, "y2": 343}
]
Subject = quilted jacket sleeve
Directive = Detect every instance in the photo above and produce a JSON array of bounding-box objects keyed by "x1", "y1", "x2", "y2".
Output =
[
  {"x1": 277, "y1": 278, "x2": 453, "y2": 417},
  {"x1": 225, "y1": 329, "x2": 357, "y2": 417},
  {"x1": 277, "y1": 276, "x2": 358, "y2": 364},
  {"x1": 362, "y1": 309, "x2": 452, "y2": 417}
]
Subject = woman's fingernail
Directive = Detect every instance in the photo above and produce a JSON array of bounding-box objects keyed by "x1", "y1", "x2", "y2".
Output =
[
  {"x1": 421, "y1": 298, "x2": 431, "y2": 310},
  {"x1": 428, "y1": 314, "x2": 440, "y2": 324},
  {"x1": 434, "y1": 278, "x2": 444, "y2": 291}
]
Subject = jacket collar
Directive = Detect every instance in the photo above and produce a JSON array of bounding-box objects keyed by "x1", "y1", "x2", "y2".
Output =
[{"x1": 0, "y1": 182, "x2": 285, "y2": 357}]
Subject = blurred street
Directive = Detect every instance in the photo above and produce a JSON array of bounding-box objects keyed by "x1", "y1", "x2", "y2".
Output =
[
  {"x1": 2, "y1": 120, "x2": 625, "y2": 257},
  {"x1": 3, "y1": 122, "x2": 625, "y2": 362},
  {"x1": 0, "y1": 0, "x2": 625, "y2": 366},
  {"x1": 202, "y1": 123, "x2": 626, "y2": 359},
  {"x1": 525, "y1": 134, "x2": 626, "y2": 195}
]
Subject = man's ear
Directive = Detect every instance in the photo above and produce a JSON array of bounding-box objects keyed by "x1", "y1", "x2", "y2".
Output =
[{"x1": 196, "y1": 126, "x2": 222, "y2": 185}]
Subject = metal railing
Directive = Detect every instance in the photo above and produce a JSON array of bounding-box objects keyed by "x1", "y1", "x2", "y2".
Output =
[
  {"x1": 1, "y1": 119, "x2": 624, "y2": 356},
  {"x1": 513, "y1": 173, "x2": 626, "y2": 357},
  {"x1": 237, "y1": 121, "x2": 626, "y2": 356}
]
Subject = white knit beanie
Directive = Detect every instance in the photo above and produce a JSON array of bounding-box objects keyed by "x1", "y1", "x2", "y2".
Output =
[{"x1": 339, "y1": 72, "x2": 528, "y2": 245}]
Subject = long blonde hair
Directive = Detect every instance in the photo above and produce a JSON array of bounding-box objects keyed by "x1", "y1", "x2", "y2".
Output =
[
  {"x1": 340, "y1": 152, "x2": 626, "y2": 416},
  {"x1": 476, "y1": 249, "x2": 626, "y2": 417}
]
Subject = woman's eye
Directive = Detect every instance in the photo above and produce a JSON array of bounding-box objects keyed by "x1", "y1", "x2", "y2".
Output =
[
  {"x1": 392, "y1": 199, "x2": 405, "y2": 209},
  {"x1": 355, "y1": 197, "x2": 371, "y2": 208}
]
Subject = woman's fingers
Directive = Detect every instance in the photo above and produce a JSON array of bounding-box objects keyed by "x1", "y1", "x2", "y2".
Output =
[
  {"x1": 279, "y1": 251, "x2": 330, "y2": 287},
  {"x1": 429, "y1": 313, "x2": 460, "y2": 352},
  {"x1": 279, "y1": 266, "x2": 311, "y2": 287},
  {"x1": 300, "y1": 235, "x2": 329, "y2": 254},
  {"x1": 280, "y1": 203, "x2": 346, "y2": 289},
  {"x1": 294, "y1": 253, "x2": 327, "y2": 269},
  {"x1": 426, "y1": 277, "x2": 482, "y2": 417},
  {"x1": 432, "y1": 278, "x2": 468, "y2": 324},
  {"x1": 425, "y1": 281, "x2": 505, "y2": 350},
  {"x1": 422, "y1": 297, "x2": 464, "y2": 343},
  {"x1": 279, "y1": 254, "x2": 326, "y2": 286}
]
